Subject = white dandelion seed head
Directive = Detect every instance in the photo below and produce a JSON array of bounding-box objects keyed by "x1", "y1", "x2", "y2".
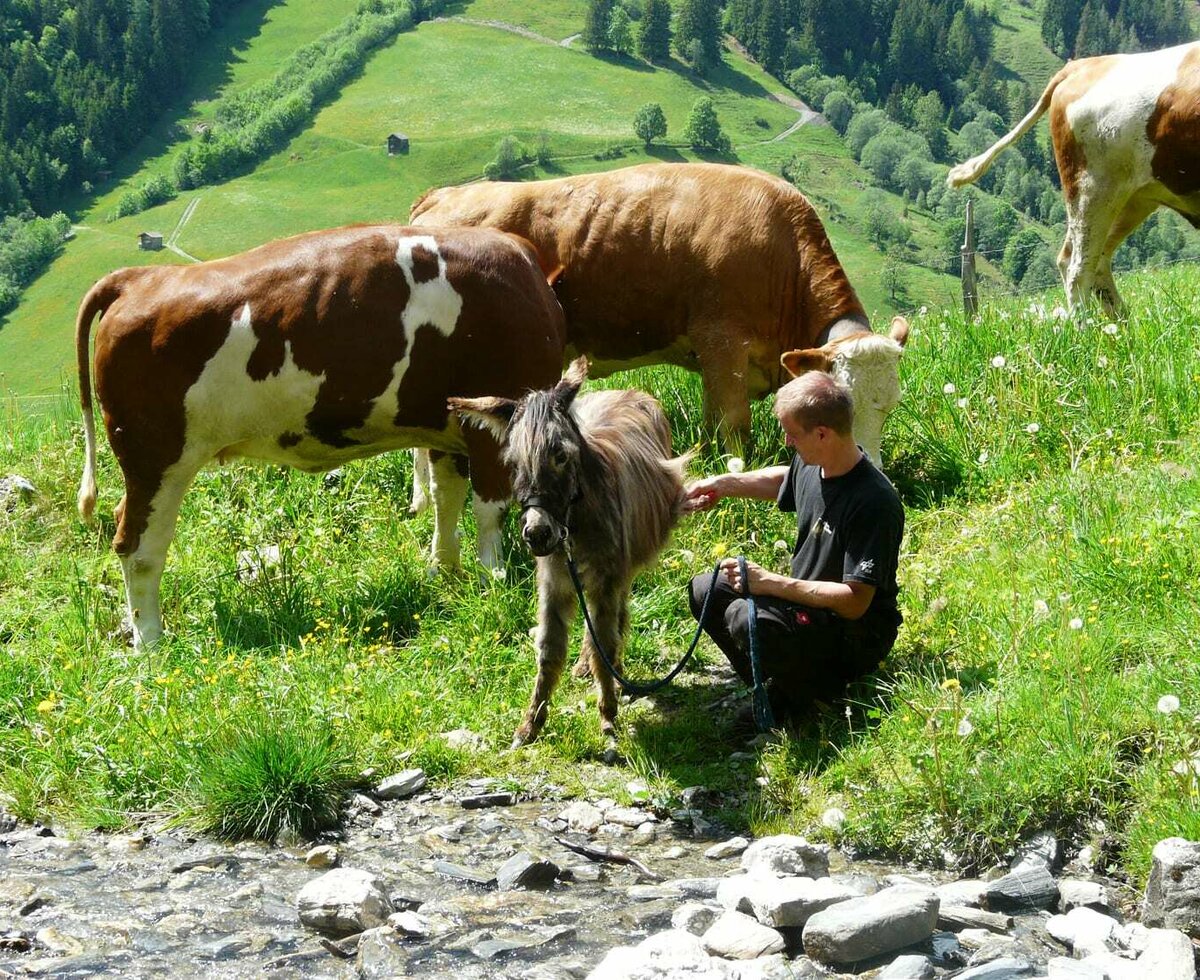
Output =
[
  {"x1": 1097, "y1": 355, "x2": 1109, "y2": 368},
  {"x1": 957, "y1": 718, "x2": 974, "y2": 737},
  {"x1": 943, "y1": 382, "x2": 957, "y2": 395},
  {"x1": 919, "y1": 305, "x2": 928, "y2": 315},
  {"x1": 773, "y1": 539, "x2": 789, "y2": 551},
  {"x1": 1173, "y1": 759, "x2": 1190, "y2": 776},
  {"x1": 821, "y1": 807, "x2": 847, "y2": 831},
  {"x1": 1033, "y1": 599, "x2": 1050, "y2": 617},
  {"x1": 679, "y1": 548, "x2": 695, "y2": 564},
  {"x1": 1102, "y1": 322, "x2": 1119, "y2": 336},
  {"x1": 1052, "y1": 305, "x2": 1070, "y2": 320},
  {"x1": 977, "y1": 450, "x2": 990, "y2": 465},
  {"x1": 957, "y1": 397, "x2": 969, "y2": 409},
  {"x1": 991, "y1": 355, "x2": 1007, "y2": 369},
  {"x1": 1158, "y1": 694, "x2": 1181, "y2": 715},
  {"x1": 1069, "y1": 617, "x2": 1083, "y2": 630},
  {"x1": 1026, "y1": 422, "x2": 1040, "y2": 434},
  {"x1": 490, "y1": 566, "x2": 508, "y2": 581},
  {"x1": 726, "y1": 456, "x2": 745, "y2": 474}
]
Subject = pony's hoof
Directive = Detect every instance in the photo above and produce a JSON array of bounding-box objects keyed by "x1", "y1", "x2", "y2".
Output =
[
  {"x1": 510, "y1": 726, "x2": 537, "y2": 749},
  {"x1": 571, "y1": 658, "x2": 592, "y2": 679}
]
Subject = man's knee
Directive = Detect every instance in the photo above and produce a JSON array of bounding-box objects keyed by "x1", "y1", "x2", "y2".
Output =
[{"x1": 723, "y1": 597, "x2": 751, "y2": 642}]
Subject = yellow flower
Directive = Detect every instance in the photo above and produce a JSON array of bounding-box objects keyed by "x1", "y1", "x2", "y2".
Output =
[
  {"x1": 35, "y1": 695, "x2": 57, "y2": 713},
  {"x1": 940, "y1": 678, "x2": 961, "y2": 691}
]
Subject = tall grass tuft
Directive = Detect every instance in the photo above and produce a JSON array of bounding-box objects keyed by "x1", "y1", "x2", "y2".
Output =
[{"x1": 192, "y1": 719, "x2": 356, "y2": 841}]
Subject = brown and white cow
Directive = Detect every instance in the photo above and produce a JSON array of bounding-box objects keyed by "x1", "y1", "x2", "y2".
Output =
[
  {"x1": 76, "y1": 224, "x2": 566, "y2": 648},
  {"x1": 947, "y1": 41, "x2": 1200, "y2": 315},
  {"x1": 410, "y1": 162, "x2": 910, "y2": 460}
]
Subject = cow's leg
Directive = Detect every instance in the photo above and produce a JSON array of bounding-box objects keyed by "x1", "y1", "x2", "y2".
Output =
[
  {"x1": 1061, "y1": 191, "x2": 1122, "y2": 313},
  {"x1": 694, "y1": 326, "x2": 752, "y2": 455},
  {"x1": 428, "y1": 451, "x2": 469, "y2": 568},
  {"x1": 1095, "y1": 196, "x2": 1156, "y2": 317},
  {"x1": 514, "y1": 557, "x2": 576, "y2": 747},
  {"x1": 581, "y1": 577, "x2": 627, "y2": 740},
  {"x1": 461, "y1": 424, "x2": 511, "y2": 572},
  {"x1": 409, "y1": 448, "x2": 432, "y2": 514},
  {"x1": 112, "y1": 458, "x2": 203, "y2": 648}
]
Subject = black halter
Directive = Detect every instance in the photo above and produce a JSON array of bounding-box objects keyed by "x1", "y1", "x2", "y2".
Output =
[{"x1": 517, "y1": 489, "x2": 583, "y2": 540}]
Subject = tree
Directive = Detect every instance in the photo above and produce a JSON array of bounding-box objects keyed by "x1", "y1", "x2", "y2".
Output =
[
  {"x1": 637, "y1": 0, "x2": 672, "y2": 63},
  {"x1": 682, "y1": 97, "x2": 731, "y2": 152},
  {"x1": 912, "y1": 90, "x2": 947, "y2": 160},
  {"x1": 609, "y1": 6, "x2": 633, "y2": 55},
  {"x1": 484, "y1": 136, "x2": 526, "y2": 180},
  {"x1": 1003, "y1": 227, "x2": 1044, "y2": 283},
  {"x1": 583, "y1": 0, "x2": 612, "y2": 53},
  {"x1": 675, "y1": 0, "x2": 721, "y2": 72},
  {"x1": 821, "y1": 90, "x2": 853, "y2": 134},
  {"x1": 881, "y1": 253, "x2": 908, "y2": 301},
  {"x1": 633, "y1": 103, "x2": 668, "y2": 147}
]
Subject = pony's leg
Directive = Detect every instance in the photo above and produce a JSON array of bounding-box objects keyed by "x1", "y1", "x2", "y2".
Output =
[
  {"x1": 113, "y1": 457, "x2": 203, "y2": 648},
  {"x1": 580, "y1": 578, "x2": 627, "y2": 740},
  {"x1": 429, "y1": 451, "x2": 468, "y2": 568},
  {"x1": 514, "y1": 558, "x2": 576, "y2": 747},
  {"x1": 409, "y1": 448, "x2": 432, "y2": 514},
  {"x1": 571, "y1": 580, "x2": 629, "y2": 680}
]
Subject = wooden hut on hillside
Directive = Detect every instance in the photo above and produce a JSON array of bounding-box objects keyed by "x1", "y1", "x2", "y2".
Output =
[
  {"x1": 138, "y1": 231, "x2": 163, "y2": 251},
  {"x1": 387, "y1": 133, "x2": 410, "y2": 155}
]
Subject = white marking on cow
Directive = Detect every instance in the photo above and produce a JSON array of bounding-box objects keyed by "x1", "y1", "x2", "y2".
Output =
[
  {"x1": 473, "y1": 497, "x2": 507, "y2": 570},
  {"x1": 396, "y1": 235, "x2": 463, "y2": 337},
  {"x1": 1066, "y1": 46, "x2": 1189, "y2": 150},
  {"x1": 183, "y1": 303, "x2": 325, "y2": 464},
  {"x1": 830, "y1": 333, "x2": 904, "y2": 467}
]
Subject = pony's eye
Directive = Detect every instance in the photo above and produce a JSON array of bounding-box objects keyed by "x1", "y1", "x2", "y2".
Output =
[{"x1": 552, "y1": 448, "x2": 569, "y2": 466}]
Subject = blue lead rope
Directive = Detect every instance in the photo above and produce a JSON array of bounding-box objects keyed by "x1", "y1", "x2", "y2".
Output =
[
  {"x1": 563, "y1": 550, "x2": 776, "y2": 733},
  {"x1": 738, "y1": 555, "x2": 776, "y2": 733}
]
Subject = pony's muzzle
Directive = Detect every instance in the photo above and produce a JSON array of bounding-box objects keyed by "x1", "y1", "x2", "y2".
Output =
[{"x1": 521, "y1": 509, "x2": 564, "y2": 557}]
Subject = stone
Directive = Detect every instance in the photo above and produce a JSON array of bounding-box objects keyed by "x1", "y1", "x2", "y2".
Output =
[
  {"x1": 304, "y1": 845, "x2": 338, "y2": 869},
  {"x1": 376, "y1": 769, "x2": 427, "y2": 800},
  {"x1": 1046, "y1": 956, "x2": 1108, "y2": 978},
  {"x1": 440, "y1": 728, "x2": 484, "y2": 750},
  {"x1": 432, "y1": 861, "x2": 495, "y2": 887},
  {"x1": 351, "y1": 793, "x2": 382, "y2": 816},
  {"x1": 560, "y1": 801, "x2": 604, "y2": 833},
  {"x1": 0, "y1": 476, "x2": 35, "y2": 510},
  {"x1": 981, "y1": 864, "x2": 1059, "y2": 914},
  {"x1": 1046, "y1": 906, "x2": 1118, "y2": 957},
  {"x1": 1142, "y1": 837, "x2": 1200, "y2": 937},
  {"x1": 936, "y1": 878, "x2": 988, "y2": 907},
  {"x1": 700, "y1": 910, "x2": 786, "y2": 959},
  {"x1": 296, "y1": 868, "x2": 393, "y2": 935},
  {"x1": 1010, "y1": 831, "x2": 1063, "y2": 874},
  {"x1": 877, "y1": 954, "x2": 937, "y2": 978},
  {"x1": 740, "y1": 835, "x2": 830, "y2": 878},
  {"x1": 705, "y1": 837, "x2": 750, "y2": 860},
  {"x1": 671, "y1": 901, "x2": 718, "y2": 935},
  {"x1": 387, "y1": 910, "x2": 430, "y2": 937},
  {"x1": 937, "y1": 904, "x2": 1013, "y2": 933},
  {"x1": 357, "y1": 925, "x2": 408, "y2": 979},
  {"x1": 605, "y1": 806, "x2": 652, "y2": 828},
  {"x1": 802, "y1": 885, "x2": 939, "y2": 965},
  {"x1": 737, "y1": 953, "x2": 824, "y2": 979},
  {"x1": 1136, "y1": 927, "x2": 1196, "y2": 980},
  {"x1": 1076, "y1": 951, "x2": 1142, "y2": 980},
  {"x1": 743, "y1": 874, "x2": 862, "y2": 928},
  {"x1": 1058, "y1": 878, "x2": 1110, "y2": 912},
  {"x1": 496, "y1": 852, "x2": 559, "y2": 891},
  {"x1": 587, "y1": 929, "x2": 739, "y2": 979},
  {"x1": 461, "y1": 792, "x2": 516, "y2": 809},
  {"x1": 950, "y1": 957, "x2": 1035, "y2": 979}
]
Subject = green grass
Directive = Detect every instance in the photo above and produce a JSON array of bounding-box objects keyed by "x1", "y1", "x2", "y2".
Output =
[
  {"x1": 455, "y1": 0, "x2": 586, "y2": 41},
  {"x1": 2, "y1": 265, "x2": 1199, "y2": 882}
]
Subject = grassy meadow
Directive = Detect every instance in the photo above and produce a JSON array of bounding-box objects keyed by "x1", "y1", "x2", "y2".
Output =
[{"x1": 2, "y1": 264, "x2": 1199, "y2": 883}]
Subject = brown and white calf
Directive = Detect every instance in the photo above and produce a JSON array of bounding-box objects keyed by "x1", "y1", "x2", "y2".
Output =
[
  {"x1": 948, "y1": 41, "x2": 1200, "y2": 314},
  {"x1": 76, "y1": 225, "x2": 566, "y2": 647}
]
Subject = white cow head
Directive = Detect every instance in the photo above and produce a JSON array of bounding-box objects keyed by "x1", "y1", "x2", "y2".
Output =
[{"x1": 780, "y1": 316, "x2": 909, "y2": 467}]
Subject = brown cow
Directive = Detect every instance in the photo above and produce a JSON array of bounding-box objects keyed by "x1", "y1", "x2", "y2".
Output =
[
  {"x1": 948, "y1": 41, "x2": 1200, "y2": 314},
  {"x1": 410, "y1": 162, "x2": 910, "y2": 460},
  {"x1": 76, "y1": 225, "x2": 566, "y2": 648}
]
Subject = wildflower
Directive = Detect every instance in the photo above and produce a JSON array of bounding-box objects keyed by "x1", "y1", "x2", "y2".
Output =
[
  {"x1": 490, "y1": 566, "x2": 507, "y2": 581},
  {"x1": 1069, "y1": 617, "x2": 1083, "y2": 630},
  {"x1": 1097, "y1": 355, "x2": 1109, "y2": 368},
  {"x1": 1102, "y1": 323, "x2": 1119, "y2": 336},
  {"x1": 940, "y1": 678, "x2": 961, "y2": 691},
  {"x1": 821, "y1": 807, "x2": 847, "y2": 831},
  {"x1": 1051, "y1": 305, "x2": 1069, "y2": 320},
  {"x1": 990, "y1": 355, "x2": 1007, "y2": 369},
  {"x1": 1033, "y1": 599, "x2": 1050, "y2": 617},
  {"x1": 943, "y1": 382, "x2": 956, "y2": 395},
  {"x1": 35, "y1": 695, "x2": 58, "y2": 714},
  {"x1": 977, "y1": 450, "x2": 989, "y2": 465},
  {"x1": 1157, "y1": 694, "x2": 1181, "y2": 714},
  {"x1": 957, "y1": 398, "x2": 968, "y2": 409},
  {"x1": 957, "y1": 718, "x2": 974, "y2": 737},
  {"x1": 679, "y1": 548, "x2": 695, "y2": 564},
  {"x1": 919, "y1": 305, "x2": 928, "y2": 315},
  {"x1": 726, "y1": 456, "x2": 745, "y2": 474},
  {"x1": 773, "y1": 539, "x2": 789, "y2": 551},
  {"x1": 1026, "y1": 422, "x2": 1040, "y2": 434}
]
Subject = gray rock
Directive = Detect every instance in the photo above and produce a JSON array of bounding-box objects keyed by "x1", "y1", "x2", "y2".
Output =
[
  {"x1": 1077, "y1": 950, "x2": 1142, "y2": 980},
  {"x1": 357, "y1": 925, "x2": 408, "y2": 979},
  {"x1": 461, "y1": 792, "x2": 516, "y2": 809},
  {"x1": 802, "y1": 885, "x2": 939, "y2": 965},
  {"x1": 700, "y1": 910, "x2": 786, "y2": 959},
  {"x1": 1046, "y1": 956, "x2": 1109, "y2": 978},
  {"x1": 0, "y1": 476, "x2": 35, "y2": 510},
  {"x1": 740, "y1": 835, "x2": 830, "y2": 878},
  {"x1": 560, "y1": 802, "x2": 604, "y2": 833},
  {"x1": 982, "y1": 864, "x2": 1060, "y2": 914},
  {"x1": 936, "y1": 878, "x2": 989, "y2": 908},
  {"x1": 950, "y1": 957, "x2": 1035, "y2": 979},
  {"x1": 938, "y1": 904, "x2": 1013, "y2": 933},
  {"x1": 705, "y1": 836, "x2": 750, "y2": 860},
  {"x1": 387, "y1": 910, "x2": 430, "y2": 937},
  {"x1": 736, "y1": 953, "x2": 824, "y2": 978},
  {"x1": 304, "y1": 845, "x2": 338, "y2": 868},
  {"x1": 605, "y1": 806, "x2": 652, "y2": 828},
  {"x1": 1058, "y1": 878, "x2": 1110, "y2": 912},
  {"x1": 432, "y1": 860, "x2": 495, "y2": 887},
  {"x1": 1137, "y1": 926, "x2": 1196, "y2": 979},
  {"x1": 877, "y1": 954, "x2": 937, "y2": 978},
  {"x1": 1046, "y1": 906, "x2": 1119, "y2": 957},
  {"x1": 1010, "y1": 831, "x2": 1063, "y2": 874},
  {"x1": 351, "y1": 793, "x2": 382, "y2": 816},
  {"x1": 376, "y1": 768, "x2": 427, "y2": 800},
  {"x1": 744, "y1": 875, "x2": 862, "y2": 928},
  {"x1": 1142, "y1": 837, "x2": 1200, "y2": 937},
  {"x1": 587, "y1": 929, "x2": 739, "y2": 979},
  {"x1": 296, "y1": 868, "x2": 393, "y2": 935},
  {"x1": 497, "y1": 852, "x2": 559, "y2": 891},
  {"x1": 672, "y1": 901, "x2": 718, "y2": 935}
]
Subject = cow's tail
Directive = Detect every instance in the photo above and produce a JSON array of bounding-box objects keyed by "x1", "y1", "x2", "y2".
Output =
[
  {"x1": 76, "y1": 272, "x2": 124, "y2": 522},
  {"x1": 946, "y1": 63, "x2": 1074, "y2": 188}
]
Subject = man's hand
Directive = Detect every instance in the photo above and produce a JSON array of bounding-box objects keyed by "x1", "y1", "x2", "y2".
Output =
[
  {"x1": 682, "y1": 476, "x2": 723, "y2": 514},
  {"x1": 720, "y1": 556, "x2": 767, "y2": 594}
]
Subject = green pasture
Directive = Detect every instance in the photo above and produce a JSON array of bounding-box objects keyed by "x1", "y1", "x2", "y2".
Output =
[
  {"x1": 2, "y1": 265, "x2": 1198, "y2": 878},
  {"x1": 454, "y1": 0, "x2": 586, "y2": 41},
  {"x1": 0, "y1": 0, "x2": 962, "y2": 405},
  {"x1": 988, "y1": 0, "x2": 1064, "y2": 92}
]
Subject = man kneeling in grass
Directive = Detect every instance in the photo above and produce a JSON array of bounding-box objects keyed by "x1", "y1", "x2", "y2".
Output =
[{"x1": 682, "y1": 372, "x2": 904, "y2": 724}]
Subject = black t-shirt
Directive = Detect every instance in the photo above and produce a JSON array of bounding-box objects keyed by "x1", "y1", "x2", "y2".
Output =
[{"x1": 776, "y1": 452, "x2": 904, "y2": 633}]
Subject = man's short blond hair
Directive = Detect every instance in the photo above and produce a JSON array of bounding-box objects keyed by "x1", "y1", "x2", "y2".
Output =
[{"x1": 774, "y1": 372, "x2": 854, "y2": 435}]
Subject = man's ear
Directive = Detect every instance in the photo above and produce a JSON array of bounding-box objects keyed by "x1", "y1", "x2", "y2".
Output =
[
  {"x1": 554, "y1": 355, "x2": 589, "y2": 405},
  {"x1": 781, "y1": 348, "x2": 833, "y2": 377},
  {"x1": 447, "y1": 396, "x2": 518, "y2": 438}
]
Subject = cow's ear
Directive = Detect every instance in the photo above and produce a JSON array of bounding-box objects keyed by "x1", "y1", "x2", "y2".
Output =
[
  {"x1": 781, "y1": 349, "x2": 833, "y2": 378},
  {"x1": 889, "y1": 315, "x2": 910, "y2": 347},
  {"x1": 448, "y1": 396, "x2": 517, "y2": 438},
  {"x1": 554, "y1": 356, "x2": 589, "y2": 405}
]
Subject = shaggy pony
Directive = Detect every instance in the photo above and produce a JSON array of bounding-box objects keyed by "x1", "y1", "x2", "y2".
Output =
[{"x1": 451, "y1": 358, "x2": 688, "y2": 746}]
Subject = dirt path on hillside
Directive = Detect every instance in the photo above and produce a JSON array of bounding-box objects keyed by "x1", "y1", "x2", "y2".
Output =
[
  {"x1": 167, "y1": 197, "x2": 202, "y2": 263},
  {"x1": 430, "y1": 16, "x2": 562, "y2": 46}
]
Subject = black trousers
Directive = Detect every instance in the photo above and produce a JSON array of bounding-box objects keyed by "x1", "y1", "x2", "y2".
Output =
[{"x1": 689, "y1": 573, "x2": 895, "y2": 718}]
